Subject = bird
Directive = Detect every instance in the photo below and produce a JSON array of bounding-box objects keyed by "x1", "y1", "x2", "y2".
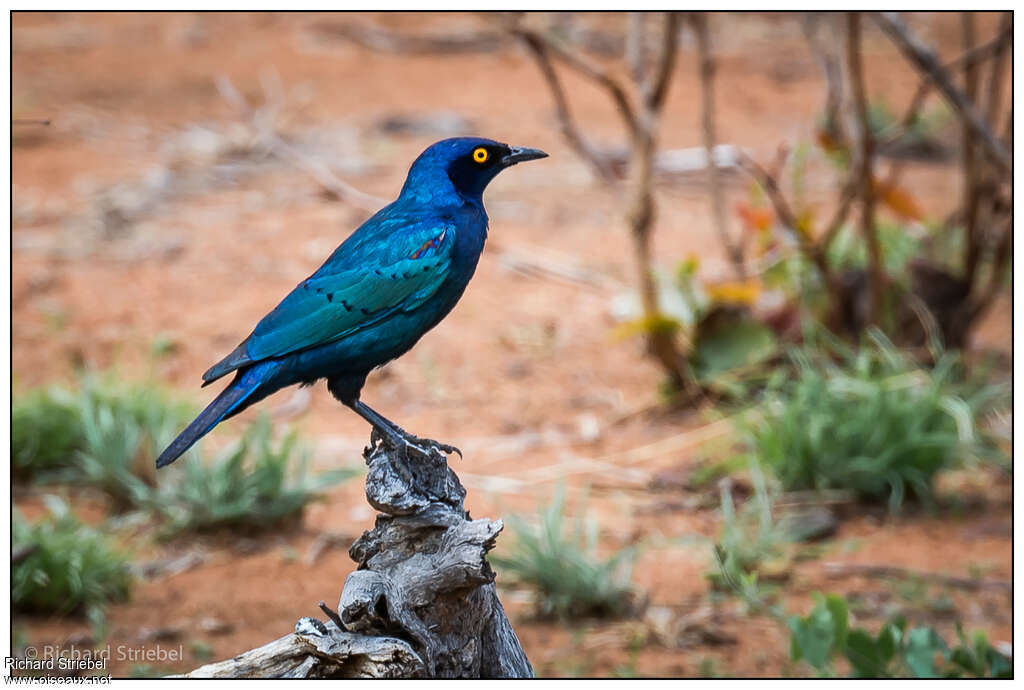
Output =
[{"x1": 155, "y1": 137, "x2": 548, "y2": 469}]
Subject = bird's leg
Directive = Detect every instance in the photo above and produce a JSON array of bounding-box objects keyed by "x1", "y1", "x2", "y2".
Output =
[{"x1": 347, "y1": 399, "x2": 462, "y2": 459}]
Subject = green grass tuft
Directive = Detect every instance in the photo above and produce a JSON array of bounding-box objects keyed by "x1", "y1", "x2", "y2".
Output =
[
  {"x1": 153, "y1": 415, "x2": 357, "y2": 536},
  {"x1": 491, "y1": 485, "x2": 637, "y2": 620},
  {"x1": 741, "y1": 331, "x2": 1006, "y2": 511},
  {"x1": 12, "y1": 496, "x2": 133, "y2": 619}
]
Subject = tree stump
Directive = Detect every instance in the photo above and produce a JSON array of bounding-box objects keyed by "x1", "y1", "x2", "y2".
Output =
[{"x1": 183, "y1": 433, "x2": 533, "y2": 679}]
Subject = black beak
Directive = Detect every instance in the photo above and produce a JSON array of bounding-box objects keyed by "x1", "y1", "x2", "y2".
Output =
[{"x1": 501, "y1": 145, "x2": 548, "y2": 167}]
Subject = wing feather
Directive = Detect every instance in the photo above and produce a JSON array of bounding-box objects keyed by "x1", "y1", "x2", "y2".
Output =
[{"x1": 202, "y1": 217, "x2": 455, "y2": 383}]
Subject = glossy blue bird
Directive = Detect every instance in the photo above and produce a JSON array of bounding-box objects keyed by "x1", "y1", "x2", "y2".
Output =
[{"x1": 156, "y1": 137, "x2": 547, "y2": 468}]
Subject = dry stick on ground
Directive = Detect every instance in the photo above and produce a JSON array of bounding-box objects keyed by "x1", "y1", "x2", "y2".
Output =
[
  {"x1": 309, "y1": 19, "x2": 504, "y2": 54},
  {"x1": 691, "y1": 12, "x2": 745, "y2": 280},
  {"x1": 823, "y1": 562, "x2": 1012, "y2": 594},
  {"x1": 872, "y1": 12, "x2": 1011, "y2": 173},
  {"x1": 182, "y1": 437, "x2": 533, "y2": 679},
  {"x1": 846, "y1": 12, "x2": 883, "y2": 326},
  {"x1": 214, "y1": 75, "x2": 386, "y2": 213}
]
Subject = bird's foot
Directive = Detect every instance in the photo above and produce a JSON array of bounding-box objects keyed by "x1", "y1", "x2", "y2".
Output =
[
  {"x1": 402, "y1": 433, "x2": 462, "y2": 460},
  {"x1": 370, "y1": 424, "x2": 461, "y2": 460}
]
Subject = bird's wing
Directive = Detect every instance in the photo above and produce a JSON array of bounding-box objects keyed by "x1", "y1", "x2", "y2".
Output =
[{"x1": 202, "y1": 219, "x2": 456, "y2": 383}]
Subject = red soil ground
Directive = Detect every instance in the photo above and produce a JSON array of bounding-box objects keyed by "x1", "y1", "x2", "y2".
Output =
[{"x1": 12, "y1": 12, "x2": 1011, "y2": 678}]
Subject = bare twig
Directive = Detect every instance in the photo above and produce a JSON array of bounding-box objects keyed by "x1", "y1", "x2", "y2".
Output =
[
  {"x1": 880, "y1": 18, "x2": 1012, "y2": 190},
  {"x1": 626, "y1": 12, "x2": 650, "y2": 85},
  {"x1": 318, "y1": 601, "x2": 345, "y2": 631},
  {"x1": 846, "y1": 12, "x2": 883, "y2": 326},
  {"x1": 961, "y1": 13, "x2": 983, "y2": 289},
  {"x1": 516, "y1": 32, "x2": 619, "y2": 182},
  {"x1": 309, "y1": 19, "x2": 503, "y2": 54},
  {"x1": 506, "y1": 24, "x2": 638, "y2": 136},
  {"x1": 823, "y1": 562, "x2": 1012, "y2": 593},
  {"x1": 214, "y1": 75, "x2": 385, "y2": 213},
  {"x1": 644, "y1": 11, "x2": 681, "y2": 110},
  {"x1": 882, "y1": 20, "x2": 1012, "y2": 150},
  {"x1": 983, "y1": 12, "x2": 1012, "y2": 129},
  {"x1": 736, "y1": 152, "x2": 834, "y2": 290},
  {"x1": 802, "y1": 13, "x2": 847, "y2": 149},
  {"x1": 692, "y1": 12, "x2": 744, "y2": 279},
  {"x1": 818, "y1": 175, "x2": 860, "y2": 253},
  {"x1": 625, "y1": 12, "x2": 693, "y2": 392},
  {"x1": 872, "y1": 12, "x2": 1012, "y2": 172},
  {"x1": 970, "y1": 215, "x2": 1012, "y2": 320}
]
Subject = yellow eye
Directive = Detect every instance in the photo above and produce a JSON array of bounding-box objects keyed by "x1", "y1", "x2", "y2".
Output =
[{"x1": 472, "y1": 147, "x2": 489, "y2": 164}]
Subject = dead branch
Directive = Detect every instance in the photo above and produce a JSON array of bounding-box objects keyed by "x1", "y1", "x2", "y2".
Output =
[
  {"x1": 982, "y1": 12, "x2": 1012, "y2": 129},
  {"x1": 182, "y1": 621, "x2": 424, "y2": 678},
  {"x1": 626, "y1": 13, "x2": 650, "y2": 85},
  {"x1": 818, "y1": 174, "x2": 860, "y2": 254},
  {"x1": 823, "y1": 562, "x2": 1012, "y2": 594},
  {"x1": 736, "y1": 152, "x2": 834, "y2": 290},
  {"x1": 214, "y1": 75, "x2": 386, "y2": 213},
  {"x1": 884, "y1": 17, "x2": 1012, "y2": 148},
  {"x1": 846, "y1": 12, "x2": 883, "y2": 325},
  {"x1": 516, "y1": 31, "x2": 619, "y2": 182},
  {"x1": 879, "y1": 18, "x2": 1011, "y2": 190},
  {"x1": 691, "y1": 12, "x2": 744, "y2": 279},
  {"x1": 872, "y1": 12, "x2": 1012, "y2": 172},
  {"x1": 504, "y1": 22, "x2": 638, "y2": 136},
  {"x1": 802, "y1": 13, "x2": 847, "y2": 150},
  {"x1": 960, "y1": 13, "x2": 983, "y2": 289},
  {"x1": 181, "y1": 437, "x2": 533, "y2": 678},
  {"x1": 625, "y1": 12, "x2": 694, "y2": 393},
  {"x1": 309, "y1": 20, "x2": 503, "y2": 54},
  {"x1": 643, "y1": 11, "x2": 681, "y2": 111}
]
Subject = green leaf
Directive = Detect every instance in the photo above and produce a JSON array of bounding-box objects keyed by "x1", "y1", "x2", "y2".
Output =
[
  {"x1": 876, "y1": 621, "x2": 902, "y2": 662},
  {"x1": 787, "y1": 595, "x2": 838, "y2": 673},
  {"x1": 824, "y1": 594, "x2": 849, "y2": 653},
  {"x1": 692, "y1": 311, "x2": 778, "y2": 380},
  {"x1": 845, "y1": 629, "x2": 885, "y2": 678},
  {"x1": 904, "y1": 626, "x2": 947, "y2": 678}
]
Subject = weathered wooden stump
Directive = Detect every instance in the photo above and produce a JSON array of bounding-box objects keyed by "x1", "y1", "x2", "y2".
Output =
[{"x1": 184, "y1": 432, "x2": 533, "y2": 679}]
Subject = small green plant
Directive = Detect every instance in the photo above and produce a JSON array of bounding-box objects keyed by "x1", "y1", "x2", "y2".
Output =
[
  {"x1": 13, "y1": 386, "x2": 84, "y2": 479},
  {"x1": 154, "y1": 415, "x2": 354, "y2": 535},
  {"x1": 709, "y1": 462, "x2": 792, "y2": 589},
  {"x1": 742, "y1": 331, "x2": 1004, "y2": 511},
  {"x1": 787, "y1": 593, "x2": 1011, "y2": 678},
  {"x1": 12, "y1": 496, "x2": 133, "y2": 620},
  {"x1": 13, "y1": 373, "x2": 195, "y2": 498},
  {"x1": 14, "y1": 373, "x2": 351, "y2": 535},
  {"x1": 491, "y1": 485, "x2": 637, "y2": 620},
  {"x1": 64, "y1": 376, "x2": 195, "y2": 510}
]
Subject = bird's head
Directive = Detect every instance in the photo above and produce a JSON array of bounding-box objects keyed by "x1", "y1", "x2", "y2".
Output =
[{"x1": 400, "y1": 137, "x2": 548, "y2": 206}]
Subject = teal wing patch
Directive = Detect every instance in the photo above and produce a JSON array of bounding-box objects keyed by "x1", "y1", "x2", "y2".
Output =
[{"x1": 245, "y1": 223, "x2": 455, "y2": 361}]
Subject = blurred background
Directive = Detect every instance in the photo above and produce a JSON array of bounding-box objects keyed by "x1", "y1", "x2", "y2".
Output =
[{"x1": 12, "y1": 11, "x2": 1012, "y2": 678}]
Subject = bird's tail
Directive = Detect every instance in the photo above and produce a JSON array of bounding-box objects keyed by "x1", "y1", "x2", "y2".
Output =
[{"x1": 155, "y1": 360, "x2": 281, "y2": 469}]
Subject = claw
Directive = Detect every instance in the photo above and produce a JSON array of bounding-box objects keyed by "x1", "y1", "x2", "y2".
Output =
[{"x1": 372, "y1": 425, "x2": 460, "y2": 460}]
